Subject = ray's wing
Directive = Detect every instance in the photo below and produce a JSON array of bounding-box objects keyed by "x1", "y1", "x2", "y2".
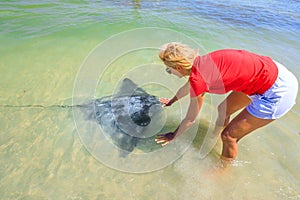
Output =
[{"x1": 115, "y1": 78, "x2": 149, "y2": 97}]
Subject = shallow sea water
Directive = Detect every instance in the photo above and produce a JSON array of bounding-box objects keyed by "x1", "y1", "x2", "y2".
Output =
[{"x1": 0, "y1": 0, "x2": 300, "y2": 199}]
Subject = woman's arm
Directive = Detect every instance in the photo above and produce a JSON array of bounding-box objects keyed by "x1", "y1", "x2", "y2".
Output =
[
  {"x1": 156, "y1": 93, "x2": 205, "y2": 146},
  {"x1": 161, "y1": 81, "x2": 190, "y2": 106}
]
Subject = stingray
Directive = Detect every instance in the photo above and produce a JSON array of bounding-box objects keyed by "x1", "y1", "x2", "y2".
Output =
[{"x1": 84, "y1": 78, "x2": 164, "y2": 157}]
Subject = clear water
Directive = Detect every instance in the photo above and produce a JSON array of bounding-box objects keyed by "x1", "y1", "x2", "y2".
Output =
[{"x1": 1, "y1": 0, "x2": 300, "y2": 199}]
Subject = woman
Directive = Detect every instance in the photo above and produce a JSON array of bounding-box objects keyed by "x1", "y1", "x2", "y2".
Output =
[{"x1": 155, "y1": 42, "x2": 298, "y2": 164}]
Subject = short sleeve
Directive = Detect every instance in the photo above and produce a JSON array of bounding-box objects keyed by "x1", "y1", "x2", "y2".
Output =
[{"x1": 189, "y1": 69, "x2": 208, "y2": 97}]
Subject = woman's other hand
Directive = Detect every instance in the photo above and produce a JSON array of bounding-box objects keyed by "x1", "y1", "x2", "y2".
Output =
[{"x1": 155, "y1": 132, "x2": 176, "y2": 146}]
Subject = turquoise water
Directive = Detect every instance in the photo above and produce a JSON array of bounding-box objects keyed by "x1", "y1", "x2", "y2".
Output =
[{"x1": 1, "y1": 0, "x2": 300, "y2": 199}]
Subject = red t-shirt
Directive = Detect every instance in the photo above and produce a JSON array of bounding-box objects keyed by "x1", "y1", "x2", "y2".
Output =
[{"x1": 189, "y1": 49, "x2": 278, "y2": 97}]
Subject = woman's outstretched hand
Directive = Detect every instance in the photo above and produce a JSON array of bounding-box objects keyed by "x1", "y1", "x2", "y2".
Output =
[
  {"x1": 159, "y1": 98, "x2": 172, "y2": 107},
  {"x1": 155, "y1": 132, "x2": 176, "y2": 146}
]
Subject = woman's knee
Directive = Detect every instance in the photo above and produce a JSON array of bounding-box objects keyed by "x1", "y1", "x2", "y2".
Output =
[{"x1": 221, "y1": 129, "x2": 237, "y2": 143}]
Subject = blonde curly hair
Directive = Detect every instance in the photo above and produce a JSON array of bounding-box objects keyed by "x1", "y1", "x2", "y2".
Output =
[{"x1": 158, "y1": 42, "x2": 197, "y2": 70}]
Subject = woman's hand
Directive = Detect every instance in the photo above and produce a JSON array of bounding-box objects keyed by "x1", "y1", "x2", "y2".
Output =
[
  {"x1": 155, "y1": 132, "x2": 176, "y2": 146},
  {"x1": 159, "y1": 98, "x2": 172, "y2": 107}
]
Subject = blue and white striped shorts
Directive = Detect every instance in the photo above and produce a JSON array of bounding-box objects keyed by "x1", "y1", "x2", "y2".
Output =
[{"x1": 246, "y1": 61, "x2": 298, "y2": 119}]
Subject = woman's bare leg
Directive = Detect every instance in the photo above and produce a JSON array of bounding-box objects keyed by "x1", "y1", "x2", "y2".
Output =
[
  {"x1": 214, "y1": 91, "x2": 274, "y2": 164},
  {"x1": 216, "y1": 91, "x2": 251, "y2": 127},
  {"x1": 211, "y1": 92, "x2": 274, "y2": 162},
  {"x1": 221, "y1": 109, "x2": 274, "y2": 160}
]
